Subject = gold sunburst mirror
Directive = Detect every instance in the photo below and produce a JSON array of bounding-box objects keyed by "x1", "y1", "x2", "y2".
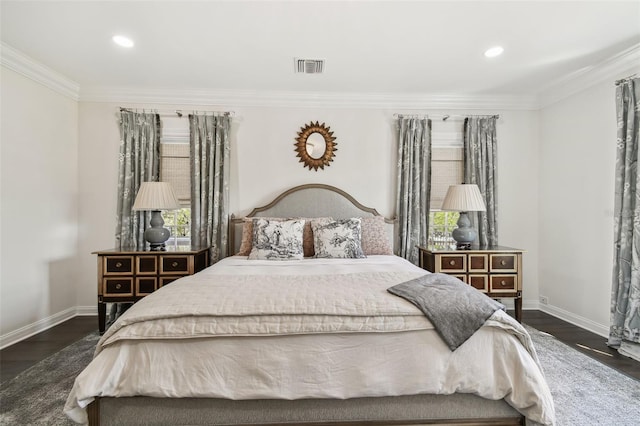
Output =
[{"x1": 294, "y1": 121, "x2": 337, "y2": 171}]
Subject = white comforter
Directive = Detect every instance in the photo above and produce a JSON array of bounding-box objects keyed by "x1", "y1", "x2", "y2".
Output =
[{"x1": 65, "y1": 255, "x2": 555, "y2": 425}]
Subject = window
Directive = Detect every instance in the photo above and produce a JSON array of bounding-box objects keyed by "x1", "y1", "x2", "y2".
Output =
[
  {"x1": 162, "y1": 208, "x2": 191, "y2": 248},
  {"x1": 428, "y1": 121, "x2": 464, "y2": 246},
  {"x1": 160, "y1": 116, "x2": 191, "y2": 247},
  {"x1": 428, "y1": 211, "x2": 459, "y2": 246}
]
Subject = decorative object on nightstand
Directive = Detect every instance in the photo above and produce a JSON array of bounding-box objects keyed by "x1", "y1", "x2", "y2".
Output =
[
  {"x1": 441, "y1": 184, "x2": 486, "y2": 249},
  {"x1": 132, "y1": 182, "x2": 181, "y2": 251}
]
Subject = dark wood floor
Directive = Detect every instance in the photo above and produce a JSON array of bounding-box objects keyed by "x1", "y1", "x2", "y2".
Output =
[
  {"x1": 0, "y1": 316, "x2": 96, "y2": 383},
  {"x1": 523, "y1": 310, "x2": 639, "y2": 380},
  {"x1": 1, "y1": 311, "x2": 638, "y2": 384}
]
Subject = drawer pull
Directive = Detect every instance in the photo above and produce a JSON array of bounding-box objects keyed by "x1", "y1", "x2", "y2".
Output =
[
  {"x1": 449, "y1": 260, "x2": 456, "y2": 266},
  {"x1": 115, "y1": 283, "x2": 122, "y2": 290},
  {"x1": 172, "y1": 261, "x2": 179, "y2": 267},
  {"x1": 500, "y1": 280, "x2": 507, "y2": 286},
  {"x1": 500, "y1": 260, "x2": 507, "y2": 266},
  {"x1": 115, "y1": 262, "x2": 122, "y2": 268}
]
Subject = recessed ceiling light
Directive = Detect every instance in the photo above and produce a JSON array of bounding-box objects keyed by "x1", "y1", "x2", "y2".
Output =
[
  {"x1": 112, "y1": 35, "x2": 134, "y2": 48},
  {"x1": 484, "y1": 46, "x2": 504, "y2": 58}
]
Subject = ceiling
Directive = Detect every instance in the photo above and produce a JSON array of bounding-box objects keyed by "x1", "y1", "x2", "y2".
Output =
[{"x1": 1, "y1": 1, "x2": 639, "y2": 99}]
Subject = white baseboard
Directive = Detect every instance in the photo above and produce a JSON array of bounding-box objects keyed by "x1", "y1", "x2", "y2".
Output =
[
  {"x1": 538, "y1": 303, "x2": 609, "y2": 338},
  {"x1": 0, "y1": 305, "x2": 97, "y2": 349}
]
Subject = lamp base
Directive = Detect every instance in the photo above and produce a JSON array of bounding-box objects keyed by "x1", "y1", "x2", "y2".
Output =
[
  {"x1": 451, "y1": 211, "x2": 477, "y2": 249},
  {"x1": 144, "y1": 210, "x2": 171, "y2": 251},
  {"x1": 455, "y1": 242, "x2": 473, "y2": 250},
  {"x1": 148, "y1": 243, "x2": 167, "y2": 251}
]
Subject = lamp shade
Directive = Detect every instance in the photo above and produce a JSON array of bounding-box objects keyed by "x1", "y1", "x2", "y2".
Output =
[
  {"x1": 441, "y1": 184, "x2": 486, "y2": 212},
  {"x1": 132, "y1": 182, "x2": 180, "y2": 211}
]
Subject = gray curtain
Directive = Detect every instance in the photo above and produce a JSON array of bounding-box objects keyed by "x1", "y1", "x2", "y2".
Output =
[
  {"x1": 115, "y1": 110, "x2": 161, "y2": 249},
  {"x1": 463, "y1": 116, "x2": 498, "y2": 247},
  {"x1": 609, "y1": 77, "x2": 640, "y2": 361},
  {"x1": 189, "y1": 113, "x2": 231, "y2": 263},
  {"x1": 396, "y1": 117, "x2": 431, "y2": 264}
]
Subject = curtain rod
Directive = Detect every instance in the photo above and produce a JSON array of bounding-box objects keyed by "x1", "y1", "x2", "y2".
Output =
[
  {"x1": 615, "y1": 73, "x2": 639, "y2": 86},
  {"x1": 393, "y1": 113, "x2": 499, "y2": 121},
  {"x1": 119, "y1": 107, "x2": 235, "y2": 117}
]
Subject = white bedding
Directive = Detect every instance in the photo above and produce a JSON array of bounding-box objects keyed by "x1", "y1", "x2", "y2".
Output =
[{"x1": 65, "y1": 255, "x2": 555, "y2": 425}]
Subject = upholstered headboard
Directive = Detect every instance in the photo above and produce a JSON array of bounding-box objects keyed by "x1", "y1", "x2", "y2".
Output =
[{"x1": 228, "y1": 184, "x2": 396, "y2": 256}]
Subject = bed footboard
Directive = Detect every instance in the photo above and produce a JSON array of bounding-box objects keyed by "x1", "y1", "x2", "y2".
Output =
[{"x1": 87, "y1": 395, "x2": 525, "y2": 426}]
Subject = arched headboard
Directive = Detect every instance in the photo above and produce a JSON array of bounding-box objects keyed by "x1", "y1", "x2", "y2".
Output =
[{"x1": 229, "y1": 184, "x2": 396, "y2": 256}]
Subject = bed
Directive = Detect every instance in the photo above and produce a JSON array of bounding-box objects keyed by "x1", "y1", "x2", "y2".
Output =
[{"x1": 65, "y1": 184, "x2": 555, "y2": 426}]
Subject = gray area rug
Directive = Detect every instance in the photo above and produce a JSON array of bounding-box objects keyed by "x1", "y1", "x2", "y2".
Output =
[
  {"x1": 0, "y1": 332, "x2": 99, "y2": 426},
  {"x1": 0, "y1": 326, "x2": 638, "y2": 425},
  {"x1": 524, "y1": 325, "x2": 640, "y2": 425}
]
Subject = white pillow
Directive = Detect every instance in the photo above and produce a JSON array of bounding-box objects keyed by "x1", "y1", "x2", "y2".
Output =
[
  {"x1": 248, "y1": 218, "x2": 305, "y2": 260},
  {"x1": 311, "y1": 218, "x2": 366, "y2": 259}
]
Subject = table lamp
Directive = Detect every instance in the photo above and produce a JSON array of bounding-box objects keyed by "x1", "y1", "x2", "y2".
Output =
[
  {"x1": 132, "y1": 182, "x2": 181, "y2": 251},
  {"x1": 441, "y1": 184, "x2": 486, "y2": 249}
]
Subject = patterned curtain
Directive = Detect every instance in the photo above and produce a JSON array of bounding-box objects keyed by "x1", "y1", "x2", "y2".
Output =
[
  {"x1": 396, "y1": 117, "x2": 431, "y2": 265},
  {"x1": 608, "y1": 77, "x2": 640, "y2": 362},
  {"x1": 463, "y1": 116, "x2": 498, "y2": 247},
  {"x1": 189, "y1": 113, "x2": 231, "y2": 264},
  {"x1": 115, "y1": 110, "x2": 161, "y2": 249}
]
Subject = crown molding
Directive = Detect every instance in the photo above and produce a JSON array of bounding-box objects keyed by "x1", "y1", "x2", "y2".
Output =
[
  {"x1": 2, "y1": 42, "x2": 535, "y2": 110},
  {"x1": 537, "y1": 42, "x2": 640, "y2": 109},
  {"x1": 79, "y1": 86, "x2": 539, "y2": 111},
  {"x1": 8, "y1": 38, "x2": 637, "y2": 111},
  {"x1": 1, "y1": 42, "x2": 80, "y2": 100}
]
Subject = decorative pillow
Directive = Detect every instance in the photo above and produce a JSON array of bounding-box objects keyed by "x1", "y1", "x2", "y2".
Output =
[
  {"x1": 238, "y1": 217, "x2": 325, "y2": 257},
  {"x1": 311, "y1": 218, "x2": 366, "y2": 259},
  {"x1": 360, "y1": 216, "x2": 393, "y2": 255},
  {"x1": 237, "y1": 218, "x2": 256, "y2": 255},
  {"x1": 248, "y1": 218, "x2": 305, "y2": 260}
]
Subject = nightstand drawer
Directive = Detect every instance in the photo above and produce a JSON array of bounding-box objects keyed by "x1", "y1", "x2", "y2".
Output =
[
  {"x1": 468, "y1": 254, "x2": 488, "y2": 272},
  {"x1": 104, "y1": 256, "x2": 133, "y2": 275},
  {"x1": 468, "y1": 275, "x2": 488, "y2": 292},
  {"x1": 137, "y1": 256, "x2": 158, "y2": 275},
  {"x1": 490, "y1": 275, "x2": 517, "y2": 292},
  {"x1": 490, "y1": 254, "x2": 517, "y2": 272},
  {"x1": 160, "y1": 276, "x2": 182, "y2": 287},
  {"x1": 103, "y1": 278, "x2": 133, "y2": 296},
  {"x1": 437, "y1": 254, "x2": 466, "y2": 273},
  {"x1": 161, "y1": 256, "x2": 190, "y2": 274},
  {"x1": 136, "y1": 277, "x2": 158, "y2": 295}
]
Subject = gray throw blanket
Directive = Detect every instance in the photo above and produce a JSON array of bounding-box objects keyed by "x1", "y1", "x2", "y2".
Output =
[{"x1": 388, "y1": 273, "x2": 505, "y2": 351}]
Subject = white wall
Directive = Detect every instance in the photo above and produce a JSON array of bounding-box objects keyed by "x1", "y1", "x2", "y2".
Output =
[
  {"x1": 538, "y1": 79, "x2": 625, "y2": 336},
  {"x1": 0, "y1": 67, "x2": 79, "y2": 344},
  {"x1": 75, "y1": 102, "x2": 541, "y2": 312}
]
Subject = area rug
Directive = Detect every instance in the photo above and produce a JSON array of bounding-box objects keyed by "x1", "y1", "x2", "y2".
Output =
[
  {"x1": 524, "y1": 325, "x2": 640, "y2": 425},
  {"x1": 1, "y1": 326, "x2": 638, "y2": 425},
  {"x1": 0, "y1": 332, "x2": 99, "y2": 425}
]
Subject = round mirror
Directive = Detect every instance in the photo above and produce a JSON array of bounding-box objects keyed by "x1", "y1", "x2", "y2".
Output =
[
  {"x1": 294, "y1": 121, "x2": 337, "y2": 171},
  {"x1": 306, "y1": 132, "x2": 327, "y2": 159}
]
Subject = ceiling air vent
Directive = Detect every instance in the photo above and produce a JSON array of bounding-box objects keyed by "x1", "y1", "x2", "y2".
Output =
[{"x1": 295, "y1": 58, "x2": 325, "y2": 74}]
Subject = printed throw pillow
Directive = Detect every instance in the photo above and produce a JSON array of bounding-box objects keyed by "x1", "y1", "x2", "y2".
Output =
[
  {"x1": 311, "y1": 218, "x2": 366, "y2": 259},
  {"x1": 238, "y1": 217, "x2": 324, "y2": 257},
  {"x1": 360, "y1": 216, "x2": 393, "y2": 255},
  {"x1": 248, "y1": 218, "x2": 305, "y2": 260}
]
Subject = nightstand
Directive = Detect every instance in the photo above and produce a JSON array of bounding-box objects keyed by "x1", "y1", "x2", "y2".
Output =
[
  {"x1": 93, "y1": 246, "x2": 210, "y2": 333},
  {"x1": 417, "y1": 245, "x2": 524, "y2": 322}
]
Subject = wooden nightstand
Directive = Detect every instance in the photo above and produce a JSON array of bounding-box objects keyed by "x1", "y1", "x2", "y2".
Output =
[
  {"x1": 93, "y1": 246, "x2": 210, "y2": 333},
  {"x1": 417, "y1": 245, "x2": 524, "y2": 322}
]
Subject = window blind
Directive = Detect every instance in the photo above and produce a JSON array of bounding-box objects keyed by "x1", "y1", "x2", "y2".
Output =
[
  {"x1": 160, "y1": 143, "x2": 190, "y2": 207},
  {"x1": 430, "y1": 147, "x2": 463, "y2": 209}
]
